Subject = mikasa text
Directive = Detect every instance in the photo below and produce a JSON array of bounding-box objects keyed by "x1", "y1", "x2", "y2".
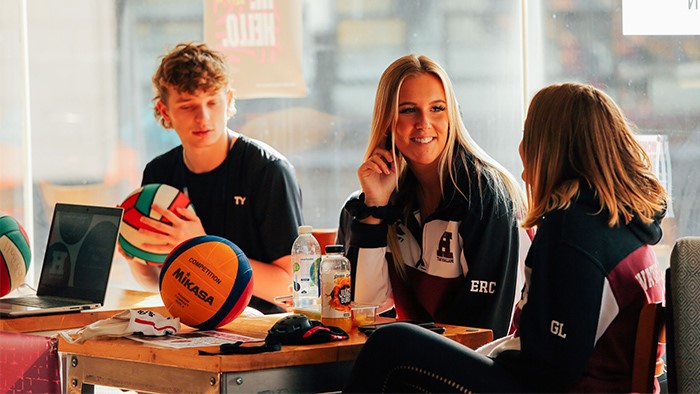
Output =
[{"x1": 172, "y1": 268, "x2": 215, "y2": 305}]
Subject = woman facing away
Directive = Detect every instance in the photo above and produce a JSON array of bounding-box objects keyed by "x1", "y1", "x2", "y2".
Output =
[
  {"x1": 343, "y1": 82, "x2": 667, "y2": 393},
  {"x1": 340, "y1": 54, "x2": 526, "y2": 339}
]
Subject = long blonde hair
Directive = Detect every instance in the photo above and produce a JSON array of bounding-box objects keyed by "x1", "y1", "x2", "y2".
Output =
[
  {"x1": 366, "y1": 54, "x2": 525, "y2": 276},
  {"x1": 521, "y1": 83, "x2": 667, "y2": 228}
]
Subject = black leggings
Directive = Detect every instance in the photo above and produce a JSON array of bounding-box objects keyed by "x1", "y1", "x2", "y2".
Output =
[{"x1": 343, "y1": 322, "x2": 532, "y2": 393}]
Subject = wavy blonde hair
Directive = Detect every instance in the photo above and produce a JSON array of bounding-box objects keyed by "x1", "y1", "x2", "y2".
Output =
[
  {"x1": 521, "y1": 83, "x2": 667, "y2": 228},
  {"x1": 366, "y1": 54, "x2": 526, "y2": 276}
]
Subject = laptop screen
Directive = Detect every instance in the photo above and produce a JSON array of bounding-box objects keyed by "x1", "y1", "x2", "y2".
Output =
[{"x1": 36, "y1": 203, "x2": 123, "y2": 303}]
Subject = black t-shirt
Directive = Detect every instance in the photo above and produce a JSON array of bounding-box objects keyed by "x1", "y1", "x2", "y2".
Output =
[{"x1": 142, "y1": 134, "x2": 304, "y2": 313}]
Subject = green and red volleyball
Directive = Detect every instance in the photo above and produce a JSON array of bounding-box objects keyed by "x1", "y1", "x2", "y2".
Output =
[
  {"x1": 118, "y1": 183, "x2": 195, "y2": 266},
  {"x1": 0, "y1": 212, "x2": 31, "y2": 297}
]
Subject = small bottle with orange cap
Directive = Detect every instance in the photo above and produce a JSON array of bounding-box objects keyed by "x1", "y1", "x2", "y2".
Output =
[{"x1": 320, "y1": 245, "x2": 352, "y2": 332}]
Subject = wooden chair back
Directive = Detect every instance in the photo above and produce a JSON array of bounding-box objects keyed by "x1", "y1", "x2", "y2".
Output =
[
  {"x1": 312, "y1": 228, "x2": 338, "y2": 255},
  {"x1": 39, "y1": 180, "x2": 122, "y2": 213},
  {"x1": 631, "y1": 302, "x2": 666, "y2": 393}
]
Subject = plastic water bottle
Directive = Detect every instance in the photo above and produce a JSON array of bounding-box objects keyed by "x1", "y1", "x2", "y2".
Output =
[
  {"x1": 321, "y1": 245, "x2": 352, "y2": 332},
  {"x1": 291, "y1": 225, "x2": 322, "y2": 308}
]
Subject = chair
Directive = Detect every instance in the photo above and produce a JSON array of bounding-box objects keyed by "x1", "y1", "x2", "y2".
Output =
[
  {"x1": 666, "y1": 236, "x2": 700, "y2": 393},
  {"x1": 631, "y1": 302, "x2": 666, "y2": 393},
  {"x1": 312, "y1": 228, "x2": 338, "y2": 255},
  {"x1": 0, "y1": 331, "x2": 61, "y2": 393},
  {"x1": 39, "y1": 180, "x2": 123, "y2": 212}
]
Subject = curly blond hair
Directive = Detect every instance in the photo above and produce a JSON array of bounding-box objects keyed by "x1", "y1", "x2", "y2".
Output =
[{"x1": 152, "y1": 42, "x2": 235, "y2": 128}]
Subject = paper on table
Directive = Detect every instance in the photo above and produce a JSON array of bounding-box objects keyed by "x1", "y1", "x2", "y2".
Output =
[{"x1": 127, "y1": 330, "x2": 264, "y2": 349}]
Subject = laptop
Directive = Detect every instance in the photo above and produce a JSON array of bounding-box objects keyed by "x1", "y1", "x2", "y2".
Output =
[{"x1": 0, "y1": 203, "x2": 123, "y2": 317}]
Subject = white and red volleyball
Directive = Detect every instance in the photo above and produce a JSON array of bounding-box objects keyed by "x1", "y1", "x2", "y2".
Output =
[
  {"x1": 118, "y1": 183, "x2": 195, "y2": 266},
  {"x1": 159, "y1": 236, "x2": 254, "y2": 330},
  {"x1": 0, "y1": 212, "x2": 31, "y2": 297}
]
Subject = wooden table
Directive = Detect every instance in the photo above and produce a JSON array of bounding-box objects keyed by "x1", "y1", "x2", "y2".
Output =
[
  {"x1": 59, "y1": 315, "x2": 493, "y2": 393},
  {"x1": 0, "y1": 287, "x2": 166, "y2": 333}
]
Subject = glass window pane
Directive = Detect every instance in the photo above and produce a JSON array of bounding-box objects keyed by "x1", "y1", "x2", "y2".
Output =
[
  {"x1": 9, "y1": 0, "x2": 691, "y2": 293},
  {"x1": 526, "y1": 0, "x2": 700, "y2": 269},
  {"x1": 0, "y1": 1, "x2": 25, "y2": 222},
  {"x1": 27, "y1": 0, "x2": 127, "y2": 283},
  {"x1": 118, "y1": 0, "x2": 524, "y2": 233}
]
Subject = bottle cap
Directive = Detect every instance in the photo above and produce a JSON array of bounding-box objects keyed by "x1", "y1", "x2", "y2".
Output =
[
  {"x1": 298, "y1": 225, "x2": 313, "y2": 234},
  {"x1": 325, "y1": 245, "x2": 344, "y2": 254}
]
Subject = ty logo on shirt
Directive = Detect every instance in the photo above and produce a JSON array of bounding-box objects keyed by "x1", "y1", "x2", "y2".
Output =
[{"x1": 234, "y1": 196, "x2": 246, "y2": 205}]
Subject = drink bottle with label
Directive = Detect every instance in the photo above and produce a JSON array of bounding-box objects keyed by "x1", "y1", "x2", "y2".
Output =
[
  {"x1": 291, "y1": 225, "x2": 321, "y2": 308},
  {"x1": 320, "y1": 244, "x2": 352, "y2": 331}
]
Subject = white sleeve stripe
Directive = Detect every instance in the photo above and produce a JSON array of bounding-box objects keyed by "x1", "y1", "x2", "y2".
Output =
[
  {"x1": 355, "y1": 248, "x2": 394, "y2": 311},
  {"x1": 596, "y1": 278, "x2": 619, "y2": 342}
]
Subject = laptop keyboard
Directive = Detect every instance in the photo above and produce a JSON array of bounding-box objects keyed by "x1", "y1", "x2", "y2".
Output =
[{"x1": 4, "y1": 296, "x2": 84, "y2": 308}]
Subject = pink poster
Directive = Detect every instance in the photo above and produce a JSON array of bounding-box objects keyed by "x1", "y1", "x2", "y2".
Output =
[{"x1": 204, "y1": 0, "x2": 306, "y2": 99}]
